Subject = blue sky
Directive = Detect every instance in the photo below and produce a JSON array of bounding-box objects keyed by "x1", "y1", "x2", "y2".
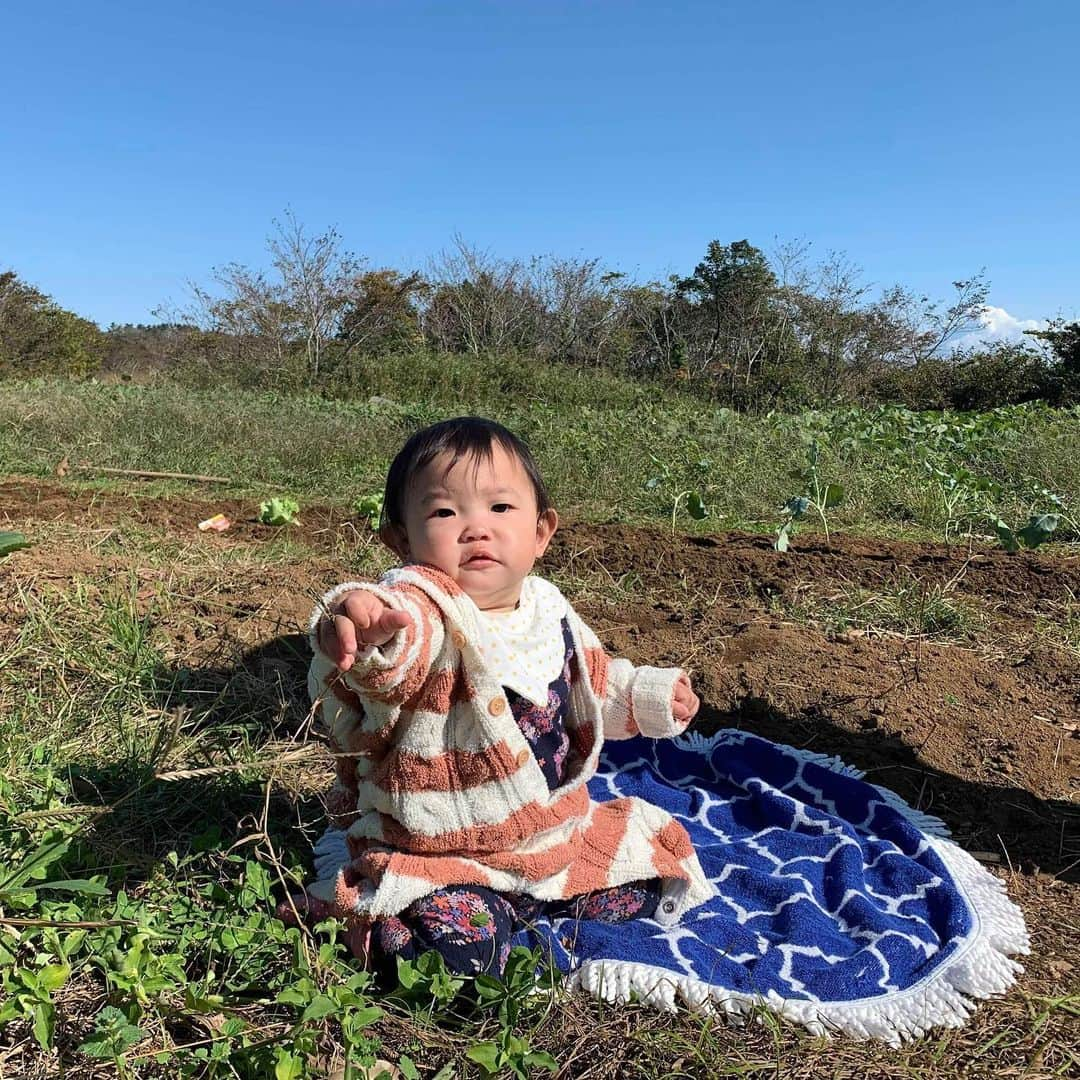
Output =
[{"x1": 2, "y1": 1, "x2": 1077, "y2": 336}]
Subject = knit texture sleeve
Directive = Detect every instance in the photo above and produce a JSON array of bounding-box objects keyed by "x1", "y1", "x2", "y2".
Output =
[
  {"x1": 568, "y1": 602, "x2": 688, "y2": 740},
  {"x1": 308, "y1": 577, "x2": 446, "y2": 707}
]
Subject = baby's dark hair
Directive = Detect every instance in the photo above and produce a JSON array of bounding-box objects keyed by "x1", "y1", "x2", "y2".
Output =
[{"x1": 381, "y1": 417, "x2": 553, "y2": 529}]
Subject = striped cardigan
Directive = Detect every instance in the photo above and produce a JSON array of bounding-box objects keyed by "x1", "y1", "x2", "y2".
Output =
[{"x1": 305, "y1": 564, "x2": 714, "y2": 929}]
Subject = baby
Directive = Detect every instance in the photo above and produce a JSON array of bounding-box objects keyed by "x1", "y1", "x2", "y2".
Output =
[{"x1": 295, "y1": 416, "x2": 714, "y2": 978}]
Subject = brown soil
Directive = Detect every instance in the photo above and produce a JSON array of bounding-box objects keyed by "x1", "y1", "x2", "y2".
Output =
[
  {"x1": 3, "y1": 476, "x2": 1078, "y2": 881},
  {"x1": 4, "y1": 475, "x2": 1080, "y2": 1073}
]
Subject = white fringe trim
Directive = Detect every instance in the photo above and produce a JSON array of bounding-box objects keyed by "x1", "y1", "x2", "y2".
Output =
[{"x1": 568, "y1": 729, "x2": 1030, "y2": 1044}]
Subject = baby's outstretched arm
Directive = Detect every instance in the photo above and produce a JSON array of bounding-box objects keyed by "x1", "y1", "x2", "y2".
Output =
[{"x1": 309, "y1": 580, "x2": 445, "y2": 707}]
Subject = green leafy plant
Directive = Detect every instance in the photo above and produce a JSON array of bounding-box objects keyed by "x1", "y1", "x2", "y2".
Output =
[
  {"x1": 0, "y1": 960, "x2": 70, "y2": 1050},
  {"x1": 259, "y1": 496, "x2": 300, "y2": 526},
  {"x1": 354, "y1": 492, "x2": 384, "y2": 529},
  {"x1": 991, "y1": 512, "x2": 1060, "y2": 553},
  {"x1": 0, "y1": 530, "x2": 29, "y2": 557},
  {"x1": 1028, "y1": 485, "x2": 1078, "y2": 537},
  {"x1": 392, "y1": 950, "x2": 466, "y2": 1014},
  {"x1": 466, "y1": 947, "x2": 560, "y2": 1078},
  {"x1": 774, "y1": 441, "x2": 844, "y2": 551},
  {"x1": 77, "y1": 1006, "x2": 145, "y2": 1078},
  {"x1": 644, "y1": 455, "x2": 710, "y2": 534},
  {"x1": 465, "y1": 1029, "x2": 558, "y2": 1079},
  {"x1": 278, "y1": 969, "x2": 384, "y2": 1078}
]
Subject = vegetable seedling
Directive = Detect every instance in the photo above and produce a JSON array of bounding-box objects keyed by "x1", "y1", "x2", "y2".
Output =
[
  {"x1": 991, "y1": 513, "x2": 1059, "y2": 553},
  {"x1": 258, "y1": 497, "x2": 300, "y2": 527},
  {"x1": 774, "y1": 441, "x2": 843, "y2": 551},
  {"x1": 644, "y1": 455, "x2": 710, "y2": 535},
  {"x1": 354, "y1": 493, "x2": 383, "y2": 530}
]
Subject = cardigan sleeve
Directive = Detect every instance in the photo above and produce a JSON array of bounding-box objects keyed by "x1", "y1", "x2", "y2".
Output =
[
  {"x1": 307, "y1": 577, "x2": 446, "y2": 707},
  {"x1": 568, "y1": 603, "x2": 688, "y2": 740},
  {"x1": 307, "y1": 576, "x2": 447, "y2": 826}
]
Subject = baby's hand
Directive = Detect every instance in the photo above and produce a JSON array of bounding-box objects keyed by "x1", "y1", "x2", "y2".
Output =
[
  {"x1": 317, "y1": 589, "x2": 413, "y2": 671},
  {"x1": 672, "y1": 673, "x2": 700, "y2": 728}
]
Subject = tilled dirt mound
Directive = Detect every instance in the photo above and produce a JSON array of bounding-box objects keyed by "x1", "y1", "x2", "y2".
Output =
[{"x1": 3, "y1": 477, "x2": 1078, "y2": 878}]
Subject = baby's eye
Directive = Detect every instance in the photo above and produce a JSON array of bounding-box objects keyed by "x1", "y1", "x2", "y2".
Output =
[
  {"x1": 431, "y1": 508, "x2": 455, "y2": 519},
  {"x1": 492, "y1": 503, "x2": 513, "y2": 513}
]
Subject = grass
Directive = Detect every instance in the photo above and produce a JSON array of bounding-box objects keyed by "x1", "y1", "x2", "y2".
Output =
[
  {"x1": 1, "y1": 370, "x2": 1079, "y2": 544},
  {"x1": 781, "y1": 573, "x2": 981, "y2": 641},
  {"x1": 1034, "y1": 587, "x2": 1080, "y2": 660}
]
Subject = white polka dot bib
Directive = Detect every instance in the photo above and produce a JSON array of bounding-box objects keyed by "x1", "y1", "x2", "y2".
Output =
[{"x1": 474, "y1": 576, "x2": 568, "y2": 707}]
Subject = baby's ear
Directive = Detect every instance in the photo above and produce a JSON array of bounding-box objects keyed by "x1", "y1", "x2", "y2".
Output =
[
  {"x1": 379, "y1": 523, "x2": 410, "y2": 560},
  {"x1": 535, "y1": 508, "x2": 559, "y2": 555}
]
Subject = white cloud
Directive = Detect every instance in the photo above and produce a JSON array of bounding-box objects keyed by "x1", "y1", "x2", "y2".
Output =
[{"x1": 950, "y1": 305, "x2": 1047, "y2": 352}]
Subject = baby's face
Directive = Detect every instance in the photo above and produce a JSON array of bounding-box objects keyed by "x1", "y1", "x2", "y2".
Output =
[{"x1": 389, "y1": 443, "x2": 558, "y2": 612}]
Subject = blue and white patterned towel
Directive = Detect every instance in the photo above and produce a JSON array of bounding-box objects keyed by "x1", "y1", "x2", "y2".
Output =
[{"x1": 517, "y1": 730, "x2": 1029, "y2": 1043}]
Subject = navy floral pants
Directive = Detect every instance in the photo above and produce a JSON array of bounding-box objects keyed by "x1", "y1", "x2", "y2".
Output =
[{"x1": 370, "y1": 880, "x2": 662, "y2": 978}]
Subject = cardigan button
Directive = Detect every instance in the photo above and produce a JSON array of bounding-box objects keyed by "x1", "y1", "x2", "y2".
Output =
[
  {"x1": 662, "y1": 900, "x2": 676, "y2": 915},
  {"x1": 488, "y1": 696, "x2": 506, "y2": 716},
  {"x1": 515, "y1": 748, "x2": 530, "y2": 767},
  {"x1": 451, "y1": 630, "x2": 466, "y2": 649}
]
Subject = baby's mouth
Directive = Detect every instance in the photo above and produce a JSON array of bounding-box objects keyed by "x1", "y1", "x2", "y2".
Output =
[{"x1": 464, "y1": 553, "x2": 497, "y2": 566}]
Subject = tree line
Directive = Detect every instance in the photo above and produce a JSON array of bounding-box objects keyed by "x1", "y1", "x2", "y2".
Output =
[{"x1": 3, "y1": 213, "x2": 1078, "y2": 411}]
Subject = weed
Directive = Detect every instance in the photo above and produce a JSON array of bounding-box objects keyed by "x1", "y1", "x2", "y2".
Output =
[{"x1": 790, "y1": 575, "x2": 976, "y2": 640}]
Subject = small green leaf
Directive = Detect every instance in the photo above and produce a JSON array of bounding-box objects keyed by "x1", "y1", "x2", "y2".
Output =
[
  {"x1": 524, "y1": 1050, "x2": 559, "y2": 1072},
  {"x1": 0, "y1": 531, "x2": 30, "y2": 557},
  {"x1": 395, "y1": 956, "x2": 420, "y2": 988},
  {"x1": 1017, "y1": 513, "x2": 1059, "y2": 549},
  {"x1": 469, "y1": 911, "x2": 491, "y2": 927},
  {"x1": 465, "y1": 1041, "x2": 502, "y2": 1073},
  {"x1": 686, "y1": 491, "x2": 708, "y2": 519},
  {"x1": 344, "y1": 1005, "x2": 383, "y2": 1028},
  {"x1": 276, "y1": 987, "x2": 310, "y2": 1006},
  {"x1": 399, "y1": 1055, "x2": 420, "y2": 1080},
  {"x1": 274, "y1": 1048, "x2": 305, "y2": 1080},
  {"x1": 300, "y1": 994, "x2": 337, "y2": 1022},
  {"x1": 473, "y1": 974, "x2": 504, "y2": 999},
  {"x1": 37, "y1": 963, "x2": 71, "y2": 992},
  {"x1": 992, "y1": 518, "x2": 1019, "y2": 553},
  {"x1": 32, "y1": 1001, "x2": 55, "y2": 1051}
]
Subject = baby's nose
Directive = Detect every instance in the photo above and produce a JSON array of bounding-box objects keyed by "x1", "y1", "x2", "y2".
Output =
[{"x1": 462, "y1": 518, "x2": 491, "y2": 540}]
